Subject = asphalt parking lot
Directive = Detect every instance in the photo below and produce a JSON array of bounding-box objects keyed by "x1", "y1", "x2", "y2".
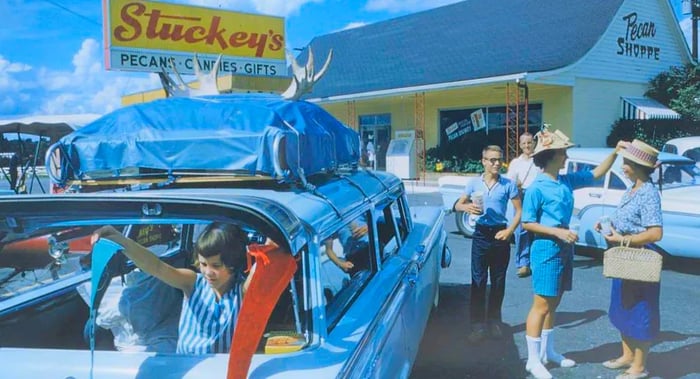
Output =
[{"x1": 406, "y1": 190, "x2": 700, "y2": 379}]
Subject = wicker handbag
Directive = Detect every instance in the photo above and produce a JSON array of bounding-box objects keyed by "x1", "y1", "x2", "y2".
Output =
[{"x1": 603, "y1": 240, "x2": 662, "y2": 283}]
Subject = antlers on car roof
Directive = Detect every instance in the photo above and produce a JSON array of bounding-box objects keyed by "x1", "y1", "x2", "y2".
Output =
[
  {"x1": 158, "y1": 54, "x2": 223, "y2": 98},
  {"x1": 281, "y1": 48, "x2": 333, "y2": 101},
  {"x1": 158, "y1": 47, "x2": 333, "y2": 101}
]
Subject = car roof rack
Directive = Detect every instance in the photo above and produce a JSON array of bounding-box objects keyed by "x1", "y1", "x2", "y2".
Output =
[{"x1": 47, "y1": 94, "x2": 361, "y2": 191}]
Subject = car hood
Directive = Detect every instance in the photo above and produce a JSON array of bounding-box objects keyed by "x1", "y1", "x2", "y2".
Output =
[{"x1": 662, "y1": 186, "x2": 700, "y2": 213}]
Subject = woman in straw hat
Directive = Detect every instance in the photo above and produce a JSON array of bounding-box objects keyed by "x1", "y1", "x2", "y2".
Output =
[
  {"x1": 520, "y1": 126, "x2": 627, "y2": 379},
  {"x1": 597, "y1": 139, "x2": 663, "y2": 379}
]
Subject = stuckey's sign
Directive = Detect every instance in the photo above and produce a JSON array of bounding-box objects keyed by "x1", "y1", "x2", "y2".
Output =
[{"x1": 103, "y1": 0, "x2": 286, "y2": 76}]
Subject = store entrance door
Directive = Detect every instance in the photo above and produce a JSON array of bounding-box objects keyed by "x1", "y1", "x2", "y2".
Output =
[{"x1": 360, "y1": 125, "x2": 391, "y2": 170}]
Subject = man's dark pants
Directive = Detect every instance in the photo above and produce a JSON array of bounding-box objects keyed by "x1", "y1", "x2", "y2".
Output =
[{"x1": 470, "y1": 224, "x2": 511, "y2": 324}]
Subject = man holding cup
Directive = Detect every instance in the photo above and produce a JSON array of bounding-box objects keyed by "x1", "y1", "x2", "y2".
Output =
[{"x1": 455, "y1": 145, "x2": 521, "y2": 342}]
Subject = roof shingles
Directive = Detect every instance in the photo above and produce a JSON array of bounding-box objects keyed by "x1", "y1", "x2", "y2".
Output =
[{"x1": 301, "y1": 0, "x2": 625, "y2": 99}]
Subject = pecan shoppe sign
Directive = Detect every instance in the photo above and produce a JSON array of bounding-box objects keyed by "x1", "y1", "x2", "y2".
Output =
[
  {"x1": 616, "y1": 12, "x2": 660, "y2": 61},
  {"x1": 103, "y1": 0, "x2": 286, "y2": 76}
]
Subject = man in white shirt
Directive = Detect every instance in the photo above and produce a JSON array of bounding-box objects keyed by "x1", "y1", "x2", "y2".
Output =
[{"x1": 506, "y1": 132, "x2": 537, "y2": 278}]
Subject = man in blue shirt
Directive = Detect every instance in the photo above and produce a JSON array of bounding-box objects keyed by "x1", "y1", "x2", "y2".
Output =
[{"x1": 455, "y1": 145, "x2": 521, "y2": 341}]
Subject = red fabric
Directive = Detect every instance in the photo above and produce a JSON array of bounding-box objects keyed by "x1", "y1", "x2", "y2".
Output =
[{"x1": 227, "y1": 243, "x2": 297, "y2": 379}]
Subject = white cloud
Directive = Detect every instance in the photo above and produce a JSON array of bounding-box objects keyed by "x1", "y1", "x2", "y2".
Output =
[
  {"x1": 176, "y1": 0, "x2": 321, "y2": 17},
  {"x1": 0, "y1": 55, "x2": 33, "y2": 113},
  {"x1": 0, "y1": 38, "x2": 160, "y2": 116},
  {"x1": 339, "y1": 22, "x2": 368, "y2": 32},
  {"x1": 365, "y1": 0, "x2": 462, "y2": 13},
  {"x1": 0, "y1": 55, "x2": 31, "y2": 91}
]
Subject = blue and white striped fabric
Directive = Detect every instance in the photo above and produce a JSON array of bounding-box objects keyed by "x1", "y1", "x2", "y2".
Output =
[{"x1": 176, "y1": 274, "x2": 241, "y2": 354}]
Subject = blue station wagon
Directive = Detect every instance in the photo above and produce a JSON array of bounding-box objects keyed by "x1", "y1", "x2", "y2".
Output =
[{"x1": 0, "y1": 94, "x2": 450, "y2": 378}]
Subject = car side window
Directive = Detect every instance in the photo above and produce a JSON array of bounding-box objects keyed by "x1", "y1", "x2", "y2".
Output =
[
  {"x1": 319, "y1": 212, "x2": 375, "y2": 331},
  {"x1": 568, "y1": 162, "x2": 604, "y2": 188},
  {"x1": 684, "y1": 147, "x2": 700, "y2": 163},
  {"x1": 661, "y1": 144, "x2": 677, "y2": 154},
  {"x1": 376, "y1": 203, "x2": 400, "y2": 260},
  {"x1": 609, "y1": 172, "x2": 627, "y2": 190},
  {"x1": 391, "y1": 196, "x2": 410, "y2": 241}
]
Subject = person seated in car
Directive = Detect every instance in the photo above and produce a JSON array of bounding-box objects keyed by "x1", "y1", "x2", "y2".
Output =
[
  {"x1": 92, "y1": 222, "x2": 254, "y2": 355},
  {"x1": 323, "y1": 219, "x2": 370, "y2": 275}
]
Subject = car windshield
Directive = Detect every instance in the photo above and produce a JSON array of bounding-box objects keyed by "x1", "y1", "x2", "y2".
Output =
[{"x1": 651, "y1": 162, "x2": 700, "y2": 189}]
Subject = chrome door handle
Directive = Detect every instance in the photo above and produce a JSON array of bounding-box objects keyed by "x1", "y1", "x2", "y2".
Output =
[
  {"x1": 406, "y1": 264, "x2": 419, "y2": 287},
  {"x1": 589, "y1": 193, "x2": 602, "y2": 198}
]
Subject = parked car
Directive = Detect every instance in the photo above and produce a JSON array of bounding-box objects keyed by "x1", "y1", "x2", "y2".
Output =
[
  {"x1": 567, "y1": 147, "x2": 699, "y2": 259},
  {"x1": 0, "y1": 94, "x2": 450, "y2": 379},
  {"x1": 438, "y1": 175, "x2": 479, "y2": 237},
  {"x1": 438, "y1": 148, "x2": 700, "y2": 259},
  {"x1": 662, "y1": 136, "x2": 700, "y2": 168}
]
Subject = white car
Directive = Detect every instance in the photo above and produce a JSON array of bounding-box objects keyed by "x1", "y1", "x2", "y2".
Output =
[
  {"x1": 437, "y1": 175, "x2": 479, "y2": 237},
  {"x1": 567, "y1": 148, "x2": 700, "y2": 259},
  {"x1": 662, "y1": 136, "x2": 700, "y2": 168}
]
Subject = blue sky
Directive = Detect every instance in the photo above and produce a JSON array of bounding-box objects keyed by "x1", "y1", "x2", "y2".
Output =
[{"x1": 0, "y1": 0, "x2": 694, "y2": 117}]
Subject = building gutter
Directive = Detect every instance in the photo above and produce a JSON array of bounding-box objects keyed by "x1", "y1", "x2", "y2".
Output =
[{"x1": 306, "y1": 72, "x2": 528, "y2": 104}]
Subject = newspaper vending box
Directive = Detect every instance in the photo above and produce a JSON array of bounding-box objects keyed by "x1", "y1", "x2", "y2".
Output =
[{"x1": 385, "y1": 137, "x2": 416, "y2": 179}]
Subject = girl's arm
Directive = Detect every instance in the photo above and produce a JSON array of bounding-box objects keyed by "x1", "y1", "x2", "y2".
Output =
[
  {"x1": 92, "y1": 226, "x2": 196, "y2": 295},
  {"x1": 523, "y1": 222, "x2": 577, "y2": 244},
  {"x1": 592, "y1": 141, "x2": 627, "y2": 179}
]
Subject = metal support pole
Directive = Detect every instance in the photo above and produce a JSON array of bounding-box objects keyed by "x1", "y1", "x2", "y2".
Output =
[
  {"x1": 694, "y1": 0, "x2": 699, "y2": 60},
  {"x1": 28, "y1": 134, "x2": 46, "y2": 194},
  {"x1": 694, "y1": 15, "x2": 698, "y2": 60}
]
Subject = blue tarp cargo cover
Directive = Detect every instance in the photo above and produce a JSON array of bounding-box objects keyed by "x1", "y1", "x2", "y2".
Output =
[{"x1": 48, "y1": 94, "x2": 360, "y2": 184}]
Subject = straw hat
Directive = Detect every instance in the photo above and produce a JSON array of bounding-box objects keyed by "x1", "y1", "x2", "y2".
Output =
[
  {"x1": 532, "y1": 125, "x2": 575, "y2": 156},
  {"x1": 619, "y1": 139, "x2": 659, "y2": 168}
]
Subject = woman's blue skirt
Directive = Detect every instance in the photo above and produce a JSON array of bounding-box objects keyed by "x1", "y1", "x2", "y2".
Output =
[{"x1": 609, "y1": 277, "x2": 660, "y2": 341}]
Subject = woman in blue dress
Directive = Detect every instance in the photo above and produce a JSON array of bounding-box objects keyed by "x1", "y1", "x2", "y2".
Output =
[
  {"x1": 599, "y1": 140, "x2": 663, "y2": 379},
  {"x1": 521, "y1": 127, "x2": 625, "y2": 379}
]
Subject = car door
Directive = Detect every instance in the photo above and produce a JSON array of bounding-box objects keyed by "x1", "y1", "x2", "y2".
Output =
[
  {"x1": 322, "y1": 209, "x2": 411, "y2": 378},
  {"x1": 567, "y1": 160, "x2": 628, "y2": 248},
  {"x1": 391, "y1": 193, "x2": 445, "y2": 369}
]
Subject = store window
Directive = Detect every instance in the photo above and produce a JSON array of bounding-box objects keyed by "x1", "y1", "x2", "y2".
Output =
[{"x1": 438, "y1": 104, "x2": 543, "y2": 160}]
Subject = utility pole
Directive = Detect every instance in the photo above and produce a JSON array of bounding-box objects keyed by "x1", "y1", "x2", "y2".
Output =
[{"x1": 683, "y1": 0, "x2": 700, "y2": 60}]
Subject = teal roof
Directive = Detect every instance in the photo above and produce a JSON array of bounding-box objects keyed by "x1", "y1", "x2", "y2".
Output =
[{"x1": 300, "y1": 0, "x2": 626, "y2": 99}]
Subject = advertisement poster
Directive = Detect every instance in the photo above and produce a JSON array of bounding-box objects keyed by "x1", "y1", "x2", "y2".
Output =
[{"x1": 440, "y1": 108, "x2": 484, "y2": 143}]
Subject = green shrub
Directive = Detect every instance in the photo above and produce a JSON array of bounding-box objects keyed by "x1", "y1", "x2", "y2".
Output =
[{"x1": 606, "y1": 118, "x2": 700, "y2": 149}]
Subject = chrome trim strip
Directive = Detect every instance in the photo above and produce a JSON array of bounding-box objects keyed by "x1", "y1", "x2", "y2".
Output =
[
  {"x1": 272, "y1": 133, "x2": 285, "y2": 178},
  {"x1": 0, "y1": 272, "x2": 91, "y2": 314}
]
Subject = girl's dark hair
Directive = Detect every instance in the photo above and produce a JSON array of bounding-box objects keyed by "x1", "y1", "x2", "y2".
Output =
[
  {"x1": 194, "y1": 222, "x2": 247, "y2": 271},
  {"x1": 533, "y1": 149, "x2": 557, "y2": 169}
]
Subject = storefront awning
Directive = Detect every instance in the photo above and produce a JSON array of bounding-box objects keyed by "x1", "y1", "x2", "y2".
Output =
[{"x1": 621, "y1": 97, "x2": 681, "y2": 120}]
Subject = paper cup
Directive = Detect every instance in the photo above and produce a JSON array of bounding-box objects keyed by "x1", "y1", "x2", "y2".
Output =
[{"x1": 471, "y1": 191, "x2": 484, "y2": 214}]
